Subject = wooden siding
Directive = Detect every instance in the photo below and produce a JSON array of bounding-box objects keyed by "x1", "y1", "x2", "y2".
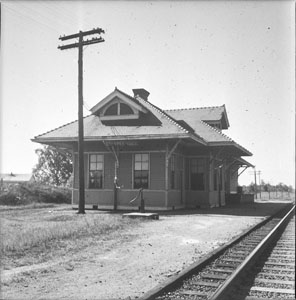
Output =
[
  {"x1": 73, "y1": 189, "x2": 114, "y2": 205},
  {"x1": 118, "y1": 190, "x2": 166, "y2": 208},
  {"x1": 73, "y1": 189, "x2": 166, "y2": 208},
  {"x1": 73, "y1": 154, "x2": 88, "y2": 189},
  {"x1": 167, "y1": 190, "x2": 183, "y2": 207},
  {"x1": 118, "y1": 153, "x2": 132, "y2": 189},
  {"x1": 185, "y1": 190, "x2": 209, "y2": 208},
  {"x1": 150, "y1": 152, "x2": 165, "y2": 190},
  {"x1": 104, "y1": 153, "x2": 115, "y2": 189}
]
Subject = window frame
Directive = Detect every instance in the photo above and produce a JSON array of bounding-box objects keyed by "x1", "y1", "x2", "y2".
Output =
[
  {"x1": 88, "y1": 154, "x2": 104, "y2": 189},
  {"x1": 100, "y1": 101, "x2": 139, "y2": 120},
  {"x1": 133, "y1": 153, "x2": 149, "y2": 189},
  {"x1": 190, "y1": 158, "x2": 206, "y2": 191}
]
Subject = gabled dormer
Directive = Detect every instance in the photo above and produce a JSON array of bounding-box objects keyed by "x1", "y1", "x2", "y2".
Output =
[
  {"x1": 200, "y1": 105, "x2": 230, "y2": 131},
  {"x1": 90, "y1": 88, "x2": 162, "y2": 126},
  {"x1": 90, "y1": 88, "x2": 148, "y2": 121}
]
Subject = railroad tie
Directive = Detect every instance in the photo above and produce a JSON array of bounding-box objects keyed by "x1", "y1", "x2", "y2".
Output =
[
  {"x1": 214, "y1": 263, "x2": 236, "y2": 269},
  {"x1": 264, "y1": 261, "x2": 295, "y2": 267},
  {"x1": 201, "y1": 273, "x2": 228, "y2": 280},
  {"x1": 211, "y1": 268, "x2": 233, "y2": 274},
  {"x1": 254, "y1": 278, "x2": 294, "y2": 285},
  {"x1": 179, "y1": 290, "x2": 208, "y2": 296},
  {"x1": 257, "y1": 266, "x2": 295, "y2": 272},
  {"x1": 191, "y1": 280, "x2": 220, "y2": 287},
  {"x1": 250, "y1": 286, "x2": 295, "y2": 295},
  {"x1": 245, "y1": 297, "x2": 287, "y2": 300}
]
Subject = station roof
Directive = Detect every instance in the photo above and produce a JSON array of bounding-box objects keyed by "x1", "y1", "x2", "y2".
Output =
[{"x1": 33, "y1": 88, "x2": 252, "y2": 156}]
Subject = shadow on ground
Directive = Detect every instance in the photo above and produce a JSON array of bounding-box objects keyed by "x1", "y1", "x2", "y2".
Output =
[
  {"x1": 157, "y1": 201, "x2": 293, "y2": 217},
  {"x1": 101, "y1": 200, "x2": 294, "y2": 218}
]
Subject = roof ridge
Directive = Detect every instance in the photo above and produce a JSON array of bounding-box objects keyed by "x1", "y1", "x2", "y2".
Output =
[
  {"x1": 33, "y1": 114, "x2": 92, "y2": 139},
  {"x1": 165, "y1": 105, "x2": 224, "y2": 112},
  {"x1": 114, "y1": 87, "x2": 142, "y2": 105}
]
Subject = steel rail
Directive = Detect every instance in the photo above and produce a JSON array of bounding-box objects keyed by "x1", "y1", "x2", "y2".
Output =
[{"x1": 209, "y1": 204, "x2": 295, "y2": 300}]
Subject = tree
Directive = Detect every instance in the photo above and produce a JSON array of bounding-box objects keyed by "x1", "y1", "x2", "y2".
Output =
[{"x1": 33, "y1": 146, "x2": 73, "y2": 186}]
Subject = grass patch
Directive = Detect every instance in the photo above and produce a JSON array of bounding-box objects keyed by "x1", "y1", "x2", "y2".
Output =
[{"x1": 0, "y1": 207, "x2": 141, "y2": 268}]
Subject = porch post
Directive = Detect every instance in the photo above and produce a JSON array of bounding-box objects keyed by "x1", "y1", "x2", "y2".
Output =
[
  {"x1": 113, "y1": 161, "x2": 118, "y2": 211},
  {"x1": 165, "y1": 145, "x2": 169, "y2": 208}
]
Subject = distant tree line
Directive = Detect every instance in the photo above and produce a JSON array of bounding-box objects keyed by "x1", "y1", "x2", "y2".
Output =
[{"x1": 243, "y1": 181, "x2": 294, "y2": 195}]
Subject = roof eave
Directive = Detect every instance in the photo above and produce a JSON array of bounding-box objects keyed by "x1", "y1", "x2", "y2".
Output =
[
  {"x1": 32, "y1": 133, "x2": 197, "y2": 144},
  {"x1": 208, "y1": 141, "x2": 252, "y2": 156},
  {"x1": 235, "y1": 157, "x2": 255, "y2": 168}
]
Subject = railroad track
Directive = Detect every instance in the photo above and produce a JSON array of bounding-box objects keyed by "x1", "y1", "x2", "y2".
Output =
[
  {"x1": 139, "y1": 204, "x2": 295, "y2": 300},
  {"x1": 225, "y1": 214, "x2": 295, "y2": 300}
]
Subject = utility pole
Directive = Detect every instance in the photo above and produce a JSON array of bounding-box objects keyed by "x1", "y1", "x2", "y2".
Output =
[
  {"x1": 254, "y1": 169, "x2": 257, "y2": 199},
  {"x1": 58, "y1": 28, "x2": 105, "y2": 214}
]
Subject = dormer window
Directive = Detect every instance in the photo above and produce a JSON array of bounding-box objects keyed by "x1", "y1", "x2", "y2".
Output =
[
  {"x1": 120, "y1": 103, "x2": 134, "y2": 115},
  {"x1": 105, "y1": 103, "x2": 118, "y2": 116},
  {"x1": 90, "y1": 89, "x2": 149, "y2": 122},
  {"x1": 100, "y1": 99, "x2": 139, "y2": 121}
]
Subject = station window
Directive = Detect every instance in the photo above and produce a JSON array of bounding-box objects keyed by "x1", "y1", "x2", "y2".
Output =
[
  {"x1": 190, "y1": 158, "x2": 205, "y2": 191},
  {"x1": 134, "y1": 153, "x2": 149, "y2": 189},
  {"x1": 89, "y1": 154, "x2": 104, "y2": 189}
]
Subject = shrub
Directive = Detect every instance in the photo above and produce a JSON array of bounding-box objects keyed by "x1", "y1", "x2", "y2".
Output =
[{"x1": 0, "y1": 183, "x2": 71, "y2": 206}]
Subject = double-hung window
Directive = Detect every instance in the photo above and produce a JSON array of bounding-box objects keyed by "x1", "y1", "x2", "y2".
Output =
[
  {"x1": 190, "y1": 158, "x2": 205, "y2": 191},
  {"x1": 134, "y1": 153, "x2": 149, "y2": 189},
  {"x1": 89, "y1": 154, "x2": 104, "y2": 189}
]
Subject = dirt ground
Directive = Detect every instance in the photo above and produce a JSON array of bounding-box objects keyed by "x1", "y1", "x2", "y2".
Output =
[{"x1": 1, "y1": 200, "x2": 292, "y2": 300}]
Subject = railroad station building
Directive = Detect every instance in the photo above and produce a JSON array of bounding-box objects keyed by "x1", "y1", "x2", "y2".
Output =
[{"x1": 33, "y1": 88, "x2": 254, "y2": 210}]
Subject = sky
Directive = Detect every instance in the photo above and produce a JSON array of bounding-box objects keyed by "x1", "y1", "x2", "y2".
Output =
[{"x1": 1, "y1": 0, "x2": 295, "y2": 187}]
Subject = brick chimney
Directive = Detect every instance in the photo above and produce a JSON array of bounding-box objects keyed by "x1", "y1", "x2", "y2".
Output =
[{"x1": 132, "y1": 88, "x2": 150, "y2": 101}]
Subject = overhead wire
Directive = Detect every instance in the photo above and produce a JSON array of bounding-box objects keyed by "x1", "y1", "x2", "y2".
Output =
[
  {"x1": 4, "y1": 2, "x2": 131, "y2": 108},
  {"x1": 2, "y1": 3, "x2": 61, "y2": 34},
  {"x1": 16, "y1": 2, "x2": 75, "y2": 33}
]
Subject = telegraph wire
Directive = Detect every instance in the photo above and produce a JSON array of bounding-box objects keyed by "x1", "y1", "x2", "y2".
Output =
[
  {"x1": 12, "y1": 2, "x2": 75, "y2": 33},
  {"x1": 41, "y1": 2, "x2": 78, "y2": 26},
  {"x1": 3, "y1": 3, "x2": 60, "y2": 34}
]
